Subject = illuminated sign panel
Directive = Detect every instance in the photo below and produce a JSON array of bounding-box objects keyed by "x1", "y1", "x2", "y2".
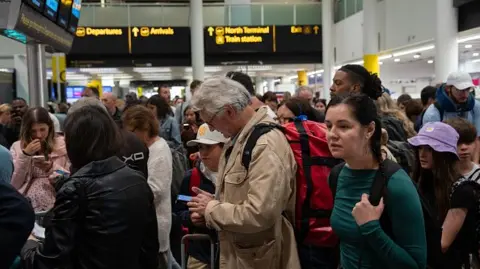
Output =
[
  {"x1": 205, "y1": 26, "x2": 274, "y2": 54},
  {"x1": 57, "y1": 0, "x2": 72, "y2": 29},
  {"x1": 276, "y1": 25, "x2": 322, "y2": 53},
  {"x1": 68, "y1": 0, "x2": 81, "y2": 33},
  {"x1": 130, "y1": 26, "x2": 190, "y2": 55},
  {"x1": 43, "y1": 0, "x2": 59, "y2": 22},
  {"x1": 14, "y1": 3, "x2": 74, "y2": 52},
  {"x1": 204, "y1": 25, "x2": 321, "y2": 54},
  {"x1": 70, "y1": 26, "x2": 190, "y2": 55},
  {"x1": 23, "y1": 0, "x2": 45, "y2": 12},
  {"x1": 72, "y1": 27, "x2": 128, "y2": 55}
]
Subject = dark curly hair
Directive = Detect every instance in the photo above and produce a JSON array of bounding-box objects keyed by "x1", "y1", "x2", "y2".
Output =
[{"x1": 339, "y1": 64, "x2": 383, "y2": 100}]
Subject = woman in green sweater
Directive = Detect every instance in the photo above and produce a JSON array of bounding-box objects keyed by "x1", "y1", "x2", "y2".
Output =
[{"x1": 325, "y1": 94, "x2": 427, "y2": 269}]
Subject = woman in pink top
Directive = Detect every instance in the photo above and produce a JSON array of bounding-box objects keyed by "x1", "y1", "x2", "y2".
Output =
[{"x1": 10, "y1": 107, "x2": 69, "y2": 212}]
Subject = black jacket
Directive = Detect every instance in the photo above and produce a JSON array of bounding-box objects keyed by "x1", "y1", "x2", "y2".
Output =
[
  {"x1": 0, "y1": 182, "x2": 34, "y2": 269},
  {"x1": 173, "y1": 166, "x2": 217, "y2": 265},
  {"x1": 21, "y1": 157, "x2": 159, "y2": 269}
]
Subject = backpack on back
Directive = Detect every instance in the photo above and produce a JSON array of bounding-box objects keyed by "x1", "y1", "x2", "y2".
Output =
[
  {"x1": 450, "y1": 169, "x2": 480, "y2": 262},
  {"x1": 386, "y1": 140, "x2": 416, "y2": 175},
  {"x1": 167, "y1": 141, "x2": 189, "y2": 204},
  {"x1": 242, "y1": 120, "x2": 341, "y2": 247}
]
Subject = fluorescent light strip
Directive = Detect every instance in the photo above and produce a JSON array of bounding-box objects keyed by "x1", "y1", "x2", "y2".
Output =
[
  {"x1": 379, "y1": 54, "x2": 393, "y2": 60},
  {"x1": 392, "y1": 45, "x2": 435, "y2": 57},
  {"x1": 133, "y1": 67, "x2": 170, "y2": 73},
  {"x1": 472, "y1": 59, "x2": 480, "y2": 63},
  {"x1": 458, "y1": 35, "x2": 480, "y2": 43}
]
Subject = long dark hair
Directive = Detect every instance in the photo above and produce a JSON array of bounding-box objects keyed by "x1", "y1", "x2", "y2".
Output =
[
  {"x1": 326, "y1": 94, "x2": 383, "y2": 163},
  {"x1": 64, "y1": 105, "x2": 123, "y2": 171},
  {"x1": 147, "y1": 94, "x2": 172, "y2": 120},
  {"x1": 20, "y1": 107, "x2": 55, "y2": 154},
  {"x1": 413, "y1": 148, "x2": 459, "y2": 220}
]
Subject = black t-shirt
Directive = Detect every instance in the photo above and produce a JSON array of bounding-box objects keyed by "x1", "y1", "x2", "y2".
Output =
[
  {"x1": 447, "y1": 183, "x2": 477, "y2": 268},
  {"x1": 118, "y1": 131, "x2": 149, "y2": 179}
]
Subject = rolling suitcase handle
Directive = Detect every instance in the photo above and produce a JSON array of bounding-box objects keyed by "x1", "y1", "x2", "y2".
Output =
[{"x1": 181, "y1": 234, "x2": 215, "y2": 269}]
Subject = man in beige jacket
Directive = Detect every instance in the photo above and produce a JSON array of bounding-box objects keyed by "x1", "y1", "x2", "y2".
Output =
[{"x1": 187, "y1": 76, "x2": 300, "y2": 269}]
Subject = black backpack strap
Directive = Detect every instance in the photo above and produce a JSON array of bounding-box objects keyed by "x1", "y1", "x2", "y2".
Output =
[
  {"x1": 434, "y1": 101, "x2": 444, "y2": 121},
  {"x1": 328, "y1": 162, "x2": 346, "y2": 201},
  {"x1": 369, "y1": 160, "x2": 402, "y2": 238},
  {"x1": 241, "y1": 123, "x2": 279, "y2": 171}
]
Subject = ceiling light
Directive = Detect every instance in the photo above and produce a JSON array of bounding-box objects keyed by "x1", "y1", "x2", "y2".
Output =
[
  {"x1": 79, "y1": 68, "x2": 122, "y2": 74},
  {"x1": 379, "y1": 61, "x2": 383, "y2": 65},
  {"x1": 286, "y1": 75, "x2": 297, "y2": 80},
  {"x1": 465, "y1": 44, "x2": 473, "y2": 49},
  {"x1": 309, "y1": 75, "x2": 315, "y2": 78},
  {"x1": 427, "y1": 60, "x2": 434, "y2": 64},
  {"x1": 133, "y1": 67, "x2": 170, "y2": 73},
  {"x1": 474, "y1": 52, "x2": 479, "y2": 57},
  {"x1": 273, "y1": 79, "x2": 281, "y2": 83},
  {"x1": 394, "y1": 58, "x2": 400, "y2": 62},
  {"x1": 413, "y1": 54, "x2": 420, "y2": 59},
  {"x1": 472, "y1": 59, "x2": 480, "y2": 63},
  {"x1": 458, "y1": 35, "x2": 480, "y2": 43},
  {"x1": 392, "y1": 45, "x2": 435, "y2": 57},
  {"x1": 350, "y1": 60, "x2": 364, "y2": 65},
  {"x1": 379, "y1": 54, "x2": 393, "y2": 60},
  {"x1": 307, "y1": 69, "x2": 324, "y2": 76}
]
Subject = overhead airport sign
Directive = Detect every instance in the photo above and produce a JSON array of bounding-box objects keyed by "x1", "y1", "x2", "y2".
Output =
[
  {"x1": 70, "y1": 26, "x2": 190, "y2": 55},
  {"x1": 2, "y1": 1, "x2": 75, "y2": 52},
  {"x1": 204, "y1": 25, "x2": 322, "y2": 54},
  {"x1": 11, "y1": 3, "x2": 74, "y2": 52},
  {"x1": 205, "y1": 26, "x2": 274, "y2": 53}
]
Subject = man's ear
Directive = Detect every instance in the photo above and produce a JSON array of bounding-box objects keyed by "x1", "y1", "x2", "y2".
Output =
[{"x1": 351, "y1": 84, "x2": 361, "y2": 94}]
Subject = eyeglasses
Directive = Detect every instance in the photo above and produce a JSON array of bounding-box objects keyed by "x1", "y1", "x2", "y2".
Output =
[{"x1": 204, "y1": 108, "x2": 224, "y2": 126}]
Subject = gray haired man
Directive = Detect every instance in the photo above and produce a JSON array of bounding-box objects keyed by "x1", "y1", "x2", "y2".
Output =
[{"x1": 186, "y1": 76, "x2": 301, "y2": 269}]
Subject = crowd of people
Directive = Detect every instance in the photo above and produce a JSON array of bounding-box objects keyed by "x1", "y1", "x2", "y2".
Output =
[{"x1": 1, "y1": 66, "x2": 480, "y2": 269}]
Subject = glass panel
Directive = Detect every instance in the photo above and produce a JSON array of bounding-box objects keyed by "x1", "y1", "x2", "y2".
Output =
[
  {"x1": 130, "y1": 7, "x2": 164, "y2": 26},
  {"x1": 229, "y1": 5, "x2": 253, "y2": 26},
  {"x1": 161, "y1": 6, "x2": 189, "y2": 26},
  {"x1": 204, "y1": 6, "x2": 227, "y2": 26},
  {"x1": 78, "y1": 6, "x2": 95, "y2": 26},
  {"x1": 335, "y1": 0, "x2": 346, "y2": 22},
  {"x1": 357, "y1": 0, "x2": 363, "y2": 12},
  {"x1": 93, "y1": 6, "x2": 128, "y2": 26},
  {"x1": 296, "y1": 4, "x2": 322, "y2": 25},
  {"x1": 263, "y1": 4, "x2": 293, "y2": 25},
  {"x1": 346, "y1": 0, "x2": 356, "y2": 17},
  {"x1": 251, "y1": 5, "x2": 262, "y2": 25}
]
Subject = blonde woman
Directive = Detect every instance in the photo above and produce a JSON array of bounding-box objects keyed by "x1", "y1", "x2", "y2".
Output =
[
  {"x1": 377, "y1": 93, "x2": 417, "y2": 138},
  {"x1": 0, "y1": 104, "x2": 11, "y2": 126}
]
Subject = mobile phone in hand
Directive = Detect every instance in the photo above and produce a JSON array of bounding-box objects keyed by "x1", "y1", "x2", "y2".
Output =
[{"x1": 177, "y1": 195, "x2": 193, "y2": 202}]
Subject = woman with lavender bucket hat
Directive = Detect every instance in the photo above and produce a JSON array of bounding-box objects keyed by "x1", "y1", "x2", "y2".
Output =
[{"x1": 408, "y1": 122, "x2": 479, "y2": 269}]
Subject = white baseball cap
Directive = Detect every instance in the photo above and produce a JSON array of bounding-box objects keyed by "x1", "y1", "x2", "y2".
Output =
[
  {"x1": 187, "y1": 123, "x2": 228, "y2": 147},
  {"x1": 446, "y1": 71, "x2": 475, "y2": 90}
]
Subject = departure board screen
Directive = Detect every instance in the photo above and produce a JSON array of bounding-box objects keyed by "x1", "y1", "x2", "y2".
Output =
[
  {"x1": 57, "y1": 0, "x2": 72, "y2": 29},
  {"x1": 68, "y1": 0, "x2": 82, "y2": 33},
  {"x1": 43, "y1": 0, "x2": 59, "y2": 22},
  {"x1": 24, "y1": 0, "x2": 46, "y2": 12}
]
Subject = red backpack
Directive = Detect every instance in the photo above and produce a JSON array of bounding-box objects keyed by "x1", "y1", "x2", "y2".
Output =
[{"x1": 241, "y1": 120, "x2": 341, "y2": 247}]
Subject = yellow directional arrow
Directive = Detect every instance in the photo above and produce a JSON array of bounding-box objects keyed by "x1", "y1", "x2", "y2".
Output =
[
  {"x1": 132, "y1": 27, "x2": 139, "y2": 37},
  {"x1": 208, "y1": 27, "x2": 214, "y2": 37},
  {"x1": 313, "y1": 25, "x2": 319, "y2": 35}
]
